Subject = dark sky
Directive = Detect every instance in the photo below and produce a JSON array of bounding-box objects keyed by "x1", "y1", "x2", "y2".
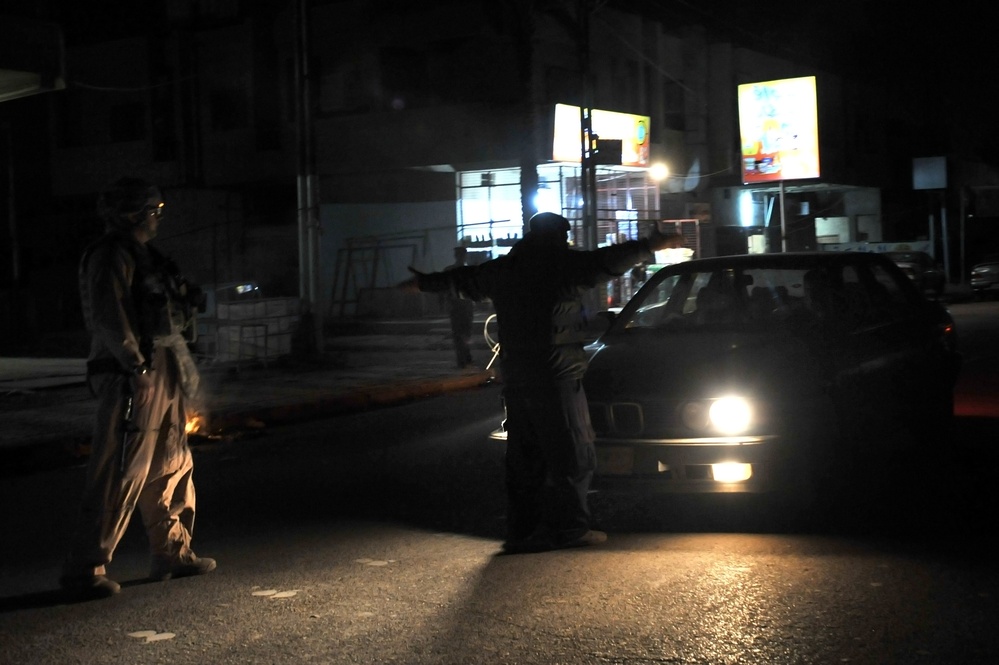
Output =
[
  {"x1": 646, "y1": 1, "x2": 997, "y2": 86},
  {"x1": 4, "y1": 0, "x2": 997, "y2": 160},
  {"x1": 611, "y1": 0, "x2": 999, "y2": 159},
  {"x1": 8, "y1": 0, "x2": 994, "y2": 105}
]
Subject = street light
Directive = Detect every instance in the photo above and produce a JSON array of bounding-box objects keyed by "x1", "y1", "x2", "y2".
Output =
[{"x1": 649, "y1": 163, "x2": 669, "y2": 181}]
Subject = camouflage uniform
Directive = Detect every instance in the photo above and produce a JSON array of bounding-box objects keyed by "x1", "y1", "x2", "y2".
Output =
[{"x1": 62, "y1": 222, "x2": 205, "y2": 582}]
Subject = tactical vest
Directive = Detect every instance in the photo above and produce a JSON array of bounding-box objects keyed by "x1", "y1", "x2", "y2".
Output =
[{"x1": 80, "y1": 234, "x2": 198, "y2": 359}]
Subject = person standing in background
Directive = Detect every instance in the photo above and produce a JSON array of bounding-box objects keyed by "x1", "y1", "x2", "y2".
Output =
[{"x1": 445, "y1": 245, "x2": 475, "y2": 369}]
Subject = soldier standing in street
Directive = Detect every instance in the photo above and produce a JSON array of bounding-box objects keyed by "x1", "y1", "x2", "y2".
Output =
[
  {"x1": 60, "y1": 177, "x2": 216, "y2": 599},
  {"x1": 444, "y1": 245, "x2": 475, "y2": 368},
  {"x1": 406, "y1": 212, "x2": 683, "y2": 553}
]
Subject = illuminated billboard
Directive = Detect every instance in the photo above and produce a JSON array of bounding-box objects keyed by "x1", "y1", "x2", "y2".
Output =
[
  {"x1": 738, "y1": 76, "x2": 820, "y2": 183},
  {"x1": 552, "y1": 103, "x2": 650, "y2": 167}
]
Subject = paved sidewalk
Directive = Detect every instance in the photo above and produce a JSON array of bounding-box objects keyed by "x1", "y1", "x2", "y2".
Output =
[{"x1": 0, "y1": 319, "x2": 500, "y2": 477}]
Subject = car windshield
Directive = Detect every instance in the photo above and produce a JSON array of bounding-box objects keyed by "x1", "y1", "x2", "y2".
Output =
[{"x1": 614, "y1": 258, "x2": 913, "y2": 334}]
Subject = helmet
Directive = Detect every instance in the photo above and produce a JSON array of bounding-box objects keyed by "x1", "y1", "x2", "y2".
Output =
[
  {"x1": 527, "y1": 212, "x2": 571, "y2": 235},
  {"x1": 98, "y1": 177, "x2": 161, "y2": 226}
]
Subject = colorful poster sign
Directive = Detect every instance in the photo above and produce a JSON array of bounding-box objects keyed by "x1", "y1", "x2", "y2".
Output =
[
  {"x1": 552, "y1": 103, "x2": 650, "y2": 167},
  {"x1": 738, "y1": 76, "x2": 820, "y2": 183}
]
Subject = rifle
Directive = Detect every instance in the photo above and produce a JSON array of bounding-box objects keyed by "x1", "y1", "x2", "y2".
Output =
[{"x1": 120, "y1": 373, "x2": 141, "y2": 472}]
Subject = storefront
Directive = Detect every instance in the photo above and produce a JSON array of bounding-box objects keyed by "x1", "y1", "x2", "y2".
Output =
[
  {"x1": 455, "y1": 163, "x2": 661, "y2": 259},
  {"x1": 452, "y1": 104, "x2": 672, "y2": 306}
]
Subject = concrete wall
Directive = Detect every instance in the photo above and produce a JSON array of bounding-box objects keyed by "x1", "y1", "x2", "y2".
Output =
[{"x1": 320, "y1": 201, "x2": 457, "y2": 318}]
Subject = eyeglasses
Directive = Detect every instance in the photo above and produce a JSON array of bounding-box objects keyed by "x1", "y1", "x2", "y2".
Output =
[{"x1": 142, "y1": 203, "x2": 165, "y2": 218}]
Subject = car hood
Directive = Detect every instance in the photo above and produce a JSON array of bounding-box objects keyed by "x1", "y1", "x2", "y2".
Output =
[{"x1": 583, "y1": 328, "x2": 829, "y2": 402}]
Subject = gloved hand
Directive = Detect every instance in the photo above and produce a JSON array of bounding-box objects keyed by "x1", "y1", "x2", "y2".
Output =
[{"x1": 646, "y1": 228, "x2": 685, "y2": 252}]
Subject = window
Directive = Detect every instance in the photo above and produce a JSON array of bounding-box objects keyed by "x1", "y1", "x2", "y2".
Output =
[
  {"x1": 109, "y1": 103, "x2": 146, "y2": 142},
  {"x1": 663, "y1": 81, "x2": 686, "y2": 131},
  {"x1": 381, "y1": 46, "x2": 429, "y2": 108},
  {"x1": 209, "y1": 87, "x2": 248, "y2": 131},
  {"x1": 457, "y1": 169, "x2": 524, "y2": 253}
]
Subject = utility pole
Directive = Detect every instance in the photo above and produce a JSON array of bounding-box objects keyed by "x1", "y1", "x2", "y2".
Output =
[
  {"x1": 779, "y1": 180, "x2": 787, "y2": 252},
  {"x1": 511, "y1": 0, "x2": 539, "y2": 235},
  {"x1": 578, "y1": 0, "x2": 597, "y2": 250},
  {"x1": 540, "y1": 0, "x2": 600, "y2": 249},
  {"x1": 3, "y1": 121, "x2": 17, "y2": 285},
  {"x1": 940, "y1": 190, "x2": 950, "y2": 283},
  {"x1": 295, "y1": 0, "x2": 322, "y2": 353}
]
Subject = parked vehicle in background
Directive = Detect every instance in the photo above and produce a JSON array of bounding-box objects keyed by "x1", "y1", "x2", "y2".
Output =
[
  {"x1": 582, "y1": 252, "x2": 961, "y2": 526},
  {"x1": 970, "y1": 254, "x2": 999, "y2": 299},
  {"x1": 883, "y1": 251, "x2": 945, "y2": 297}
]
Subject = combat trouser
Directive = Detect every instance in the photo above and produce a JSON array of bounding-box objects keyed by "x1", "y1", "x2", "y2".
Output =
[
  {"x1": 62, "y1": 345, "x2": 197, "y2": 577},
  {"x1": 502, "y1": 378, "x2": 596, "y2": 543}
]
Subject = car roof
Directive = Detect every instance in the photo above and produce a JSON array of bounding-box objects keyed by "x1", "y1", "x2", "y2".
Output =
[
  {"x1": 206, "y1": 280, "x2": 259, "y2": 290},
  {"x1": 663, "y1": 251, "x2": 894, "y2": 271},
  {"x1": 884, "y1": 251, "x2": 929, "y2": 259}
]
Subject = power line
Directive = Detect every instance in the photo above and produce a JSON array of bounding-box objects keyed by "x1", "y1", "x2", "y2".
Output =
[{"x1": 70, "y1": 76, "x2": 194, "y2": 93}]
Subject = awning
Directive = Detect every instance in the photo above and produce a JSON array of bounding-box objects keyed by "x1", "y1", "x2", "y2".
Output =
[{"x1": 0, "y1": 16, "x2": 65, "y2": 103}]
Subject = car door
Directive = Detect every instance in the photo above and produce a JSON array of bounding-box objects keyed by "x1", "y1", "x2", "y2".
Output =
[{"x1": 838, "y1": 260, "x2": 934, "y2": 436}]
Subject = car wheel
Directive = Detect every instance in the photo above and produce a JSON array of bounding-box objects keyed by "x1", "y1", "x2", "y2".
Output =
[{"x1": 753, "y1": 400, "x2": 841, "y2": 533}]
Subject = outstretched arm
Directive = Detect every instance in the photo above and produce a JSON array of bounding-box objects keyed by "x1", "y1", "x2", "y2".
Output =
[
  {"x1": 561, "y1": 228, "x2": 684, "y2": 292},
  {"x1": 397, "y1": 267, "x2": 425, "y2": 293},
  {"x1": 399, "y1": 264, "x2": 494, "y2": 301},
  {"x1": 646, "y1": 227, "x2": 685, "y2": 253},
  {"x1": 593, "y1": 228, "x2": 684, "y2": 278}
]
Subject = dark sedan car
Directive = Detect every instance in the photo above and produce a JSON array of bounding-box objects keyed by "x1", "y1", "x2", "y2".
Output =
[
  {"x1": 583, "y1": 252, "x2": 961, "y2": 519},
  {"x1": 970, "y1": 254, "x2": 999, "y2": 298},
  {"x1": 883, "y1": 250, "x2": 945, "y2": 297}
]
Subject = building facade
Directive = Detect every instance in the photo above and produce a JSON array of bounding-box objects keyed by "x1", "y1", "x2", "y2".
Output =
[{"x1": 2, "y1": 0, "x2": 975, "y2": 350}]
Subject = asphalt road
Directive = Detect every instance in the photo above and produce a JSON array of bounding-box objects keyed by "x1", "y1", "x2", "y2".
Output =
[{"x1": 1, "y1": 302, "x2": 997, "y2": 664}]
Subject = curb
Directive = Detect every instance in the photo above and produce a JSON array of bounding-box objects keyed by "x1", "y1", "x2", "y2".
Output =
[
  {"x1": 0, "y1": 370, "x2": 496, "y2": 478},
  {"x1": 0, "y1": 438, "x2": 91, "y2": 478},
  {"x1": 204, "y1": 369, "x2": 496, "y2": 433}
]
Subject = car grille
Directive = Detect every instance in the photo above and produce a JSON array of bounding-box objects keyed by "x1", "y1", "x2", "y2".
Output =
[
  {"x1": 590, "y1": 401, "x2": 669, "y2": 437},
  {"x1": 590, "y1": 399, "x2": 778, "y2": 439}
]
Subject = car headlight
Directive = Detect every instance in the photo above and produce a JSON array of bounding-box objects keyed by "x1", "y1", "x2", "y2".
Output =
[
  {"x1": 709, "y1": 396, "x2": 753, "y2": 434},
  {"x1": 681, "y1": 396, "x2": 753, "y2": 435},
  {"x1": 712, "y1": 462, "x2": 753, "y2": 482}
]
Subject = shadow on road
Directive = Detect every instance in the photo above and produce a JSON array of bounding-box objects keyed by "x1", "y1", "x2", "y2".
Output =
[
  {"x1": 216, "y1": 408, "x2": 996, "y2": 561},
  {"x1": 587, "y1": 415, "x2": 998, "y2": 556}
]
